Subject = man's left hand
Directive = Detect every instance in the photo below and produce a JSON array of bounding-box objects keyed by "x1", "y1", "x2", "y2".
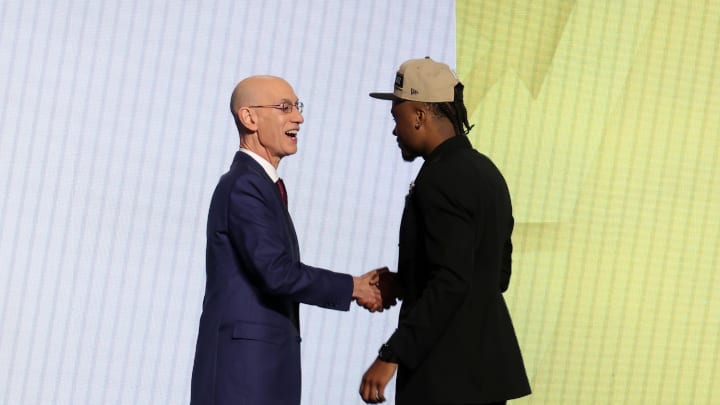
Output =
[{"x1": 359, "y1": 358, "x2": 398, "y2": 403}]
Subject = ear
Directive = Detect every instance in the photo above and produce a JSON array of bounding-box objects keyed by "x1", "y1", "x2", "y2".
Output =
[
  {"x1": 237, "y1": 107, "x2": 258, "y2": 132},
  {"x1": 415, "y1": 106, "x2": 427, "y2": 128}
]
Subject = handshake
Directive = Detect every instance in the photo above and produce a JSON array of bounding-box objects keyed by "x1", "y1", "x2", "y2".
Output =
[{"x1": 351, "y1": 267, "x2": 402, "y2": 312}]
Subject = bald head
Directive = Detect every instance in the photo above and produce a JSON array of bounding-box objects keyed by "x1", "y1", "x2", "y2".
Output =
[{"x1": 231, "y1": 76, "x2": 291, "y2": 131}]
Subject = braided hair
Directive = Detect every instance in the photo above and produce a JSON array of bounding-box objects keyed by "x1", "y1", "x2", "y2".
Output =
[{"x1": 429, "y1": 82, "x2": 474, "y2": 136}]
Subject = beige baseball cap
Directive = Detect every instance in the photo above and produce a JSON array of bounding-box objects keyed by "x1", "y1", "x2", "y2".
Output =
[{"x1": 370, "y1": 56, "x2": 459, "y2": 102}]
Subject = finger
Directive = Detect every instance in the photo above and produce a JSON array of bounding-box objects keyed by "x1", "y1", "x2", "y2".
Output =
[
  {"x1": 361, "y1": 380, "x2": 376, "y2": 403},
  {"x1": 376, "y1": 379, "x2": 387, "y2": 402},
  {"x1": 359, "y1": 380, "x2": 367, "y2": 402}
]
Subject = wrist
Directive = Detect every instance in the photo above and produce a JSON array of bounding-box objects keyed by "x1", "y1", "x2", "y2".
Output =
[{"x1": 351, "y1": 276, "x2": 359, "y2": 298}]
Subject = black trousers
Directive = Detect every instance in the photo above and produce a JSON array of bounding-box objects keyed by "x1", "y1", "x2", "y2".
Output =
[
  {"x1": 439, "y1": 402, "x2": 506, "y2": 405},
  {"x1": 461, "y1": 402, "x2": 506, "y2": 405}
]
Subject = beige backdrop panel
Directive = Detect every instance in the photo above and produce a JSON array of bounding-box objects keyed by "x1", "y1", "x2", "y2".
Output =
[{"x1": 458, "y1": 1, "x2": 719, "y2": 403}]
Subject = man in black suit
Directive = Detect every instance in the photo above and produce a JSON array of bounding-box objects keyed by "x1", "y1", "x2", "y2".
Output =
[{"x1": 360, "y1": 57, "x2": 531, "y2": 405}]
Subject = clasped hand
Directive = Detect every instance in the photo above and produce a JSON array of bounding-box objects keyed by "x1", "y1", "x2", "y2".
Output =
[{"x1": 352, "y1": 267, "x2": 401, "y2": 312}]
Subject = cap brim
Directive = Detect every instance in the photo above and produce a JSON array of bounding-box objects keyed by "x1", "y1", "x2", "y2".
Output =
[{"x1": 369, "y1": 92, "x2": 399, "y2": 100}]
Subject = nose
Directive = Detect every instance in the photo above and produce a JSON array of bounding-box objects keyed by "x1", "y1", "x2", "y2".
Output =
[{"x1": 294, "y1": 109, "x2": 304, "y2": 123}]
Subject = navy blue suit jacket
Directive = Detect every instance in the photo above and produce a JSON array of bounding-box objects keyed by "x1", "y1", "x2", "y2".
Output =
[{"x1": 190, "y1": 151, "x2": 353, "y2": 405}]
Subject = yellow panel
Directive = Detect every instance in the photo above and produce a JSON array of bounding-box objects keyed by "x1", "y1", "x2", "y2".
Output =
[{"x1": 458, "y1": 0, "x2": 720, "y2": 403}]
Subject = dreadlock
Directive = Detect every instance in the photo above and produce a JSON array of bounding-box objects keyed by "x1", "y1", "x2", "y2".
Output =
[{"x1": 428, "y1": 82, "x2": 474, "y2": 136}]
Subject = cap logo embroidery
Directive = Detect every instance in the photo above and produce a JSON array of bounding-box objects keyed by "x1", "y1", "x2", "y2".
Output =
[
  {"x1": 395, "y1": 73, "x2": 404, "y2": 89},
  {"x1": 410, "y1": 88, "x2": 419, "y2": 95}
]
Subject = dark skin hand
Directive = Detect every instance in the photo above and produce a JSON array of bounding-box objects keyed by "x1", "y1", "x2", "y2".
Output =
[
  {"x1": 377, "y1": 270, "x2": 402, "y2": 309},
  {"x1": 359, "y1": 358, "x2": 398, "y2": 403}
]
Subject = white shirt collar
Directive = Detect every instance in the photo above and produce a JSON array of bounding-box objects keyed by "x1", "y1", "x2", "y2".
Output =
[{"x1": 239, "y1": 148, "x2": 280, "y2": 182}]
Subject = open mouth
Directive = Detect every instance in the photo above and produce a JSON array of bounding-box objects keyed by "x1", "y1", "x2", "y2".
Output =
[{"x1": 285, "y1": 130, "x2": 298, "y2": 138}]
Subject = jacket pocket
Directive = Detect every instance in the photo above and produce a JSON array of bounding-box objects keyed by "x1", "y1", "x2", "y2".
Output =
[{"x1": 230, "y1": 321, "x2": 289, "y2": 345}]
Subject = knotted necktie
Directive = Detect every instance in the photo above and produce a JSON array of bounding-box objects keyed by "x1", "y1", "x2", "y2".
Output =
[{"x1": 276, "y1": 178, "x2": 288, "y2": 208}]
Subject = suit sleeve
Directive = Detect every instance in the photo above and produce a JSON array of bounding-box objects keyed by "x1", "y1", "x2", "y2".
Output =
[
  {"x1": 500, "y1": 216, "x2": 513, "y2": 292},
  {"x1": 387, "y1": 172, "x2": 486, "y2": 369},
  {"x1": 227, "y1": 173, "x2": 353, "y2": 310}
]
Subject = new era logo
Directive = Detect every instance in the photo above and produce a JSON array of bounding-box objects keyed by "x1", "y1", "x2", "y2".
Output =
[{"x1": 410, "y1": 88, "x2": 419, "y2": 95}]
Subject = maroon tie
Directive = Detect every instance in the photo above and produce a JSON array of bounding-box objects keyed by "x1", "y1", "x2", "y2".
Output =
[{"x1": 276, "y1": 178, "x2": 288, "y2": 208}]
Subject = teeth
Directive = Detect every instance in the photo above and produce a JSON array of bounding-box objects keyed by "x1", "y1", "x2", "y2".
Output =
[{"x1": 286, "y1": 130, "x2": 298, "y2": 136}]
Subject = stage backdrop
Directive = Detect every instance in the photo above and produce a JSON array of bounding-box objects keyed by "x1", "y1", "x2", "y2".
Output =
[
  {"x1": 0, "y1": 1, "x2": 451, "y2": 403},
  {"x1": 1, "y1": 1, "x2": 718, "y2": 404},
  {"x1": 458, "y1": 0, "x2": 720, "y2": 404}
]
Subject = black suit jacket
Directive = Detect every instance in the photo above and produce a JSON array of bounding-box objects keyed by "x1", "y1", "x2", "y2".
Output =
[{"x1": 387, "y1": 136, "x2": 531, "y2": 404}]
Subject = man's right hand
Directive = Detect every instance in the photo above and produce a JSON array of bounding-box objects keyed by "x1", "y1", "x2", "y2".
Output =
[
  {"x1": 352, "y1": 268, "x2": 384, "y2": 312},
  {"x1": 377, "y1": 270, "x2": 401, "y2": 309}
]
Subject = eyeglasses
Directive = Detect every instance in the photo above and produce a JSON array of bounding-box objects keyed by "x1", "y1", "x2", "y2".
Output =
[{"x1": 248, "y1": 101, "x2": 303, "y2": 114}]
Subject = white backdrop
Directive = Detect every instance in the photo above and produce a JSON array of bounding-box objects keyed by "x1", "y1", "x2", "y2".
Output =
[{"x1": 0, "y1": 1, "x2": 454, "y2": 403}]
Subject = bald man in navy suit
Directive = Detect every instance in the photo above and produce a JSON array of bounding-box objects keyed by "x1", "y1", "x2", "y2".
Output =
[{"x1": 190, "y1": 76, "x2": 383, "y2": 405}]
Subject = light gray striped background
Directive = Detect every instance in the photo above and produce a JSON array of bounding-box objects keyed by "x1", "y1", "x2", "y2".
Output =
[{"x1": 0, "y1": 1, "x2": 455, "y2": 403}]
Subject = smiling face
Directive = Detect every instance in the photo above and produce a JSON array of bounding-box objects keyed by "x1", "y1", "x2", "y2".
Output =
[{"x1": 233, "y1": 76, "x2": 304, "y2": 167}]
